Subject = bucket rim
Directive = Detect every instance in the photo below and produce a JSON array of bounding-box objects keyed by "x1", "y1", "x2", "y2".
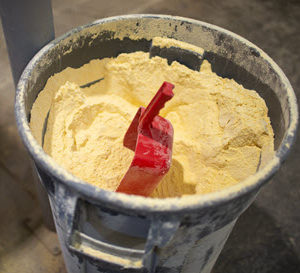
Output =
[{"x1": 15, "y1": 14, "x2": 298, "y2": 213}]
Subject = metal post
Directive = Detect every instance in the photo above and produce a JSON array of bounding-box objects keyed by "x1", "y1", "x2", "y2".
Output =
[
  {"x1": 0, "y1": 0, "x2": 55, "y2": 230},
  {"x1": 0, "y1": 0, "x2": 55, "y2": 85}
]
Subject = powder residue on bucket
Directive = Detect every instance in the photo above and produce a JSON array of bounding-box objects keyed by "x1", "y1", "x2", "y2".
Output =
[
  {"x1": 30, "y1": 38, "x2": 274, "y2": 198},
  {"x1": 152, "y1": 37, "x2": 204, "y2": 56}
]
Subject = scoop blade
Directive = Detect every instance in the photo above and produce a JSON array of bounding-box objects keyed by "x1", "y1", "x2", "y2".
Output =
[{"x1": 117, "y1": 82, "x2": 175, "y2": 196}]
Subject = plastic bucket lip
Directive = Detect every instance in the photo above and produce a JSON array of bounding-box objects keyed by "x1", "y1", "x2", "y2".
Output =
[{"x1": 15, "y1": 14, "x2": 298, "y2": 213}]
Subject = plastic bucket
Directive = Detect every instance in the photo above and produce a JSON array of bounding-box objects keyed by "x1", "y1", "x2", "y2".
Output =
[{"x1": 15, "y1": 15, "x2": 298, "y2": 273}]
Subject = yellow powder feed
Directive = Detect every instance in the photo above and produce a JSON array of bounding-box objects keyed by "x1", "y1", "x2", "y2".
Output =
[{"x1": 30, "y1": 43, "x2": 274, "y2": 198}]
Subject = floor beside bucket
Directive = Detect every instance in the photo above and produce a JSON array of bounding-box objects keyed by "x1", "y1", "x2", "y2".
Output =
[{"x1": 0, "y1": 0, "x2": 300, "y2": 272}]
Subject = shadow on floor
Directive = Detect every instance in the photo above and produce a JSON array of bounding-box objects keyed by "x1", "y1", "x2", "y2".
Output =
[{"x1": 213, "y1": 204, "x2": 300, "y2": 273}]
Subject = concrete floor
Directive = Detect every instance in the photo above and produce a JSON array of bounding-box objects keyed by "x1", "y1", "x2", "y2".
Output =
[{"x1": 0, "y1": 0, "x2": 299, "y2": 272}]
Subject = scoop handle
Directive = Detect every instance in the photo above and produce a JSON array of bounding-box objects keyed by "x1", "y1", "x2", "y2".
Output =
[{"x1": 139, "y1": 81, "x2": 174, "y2": 129}]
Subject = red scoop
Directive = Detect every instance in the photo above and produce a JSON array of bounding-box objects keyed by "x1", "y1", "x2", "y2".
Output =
[{"x1": 116, "y1": 82, "x2": 175, "y2": 196}]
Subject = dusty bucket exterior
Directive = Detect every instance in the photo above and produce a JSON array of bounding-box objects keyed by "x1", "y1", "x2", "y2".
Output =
[{"x1": 15, "y1": 15, "x2": 298, "y2": 273}]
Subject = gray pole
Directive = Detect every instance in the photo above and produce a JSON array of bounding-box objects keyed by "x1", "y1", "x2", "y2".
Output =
[
  {"x1": 0, "y1": 0, "x2": 55, "y2": 86},
  {"x1": 0, "y1": 0, "x2": 55, "y2": 230}
]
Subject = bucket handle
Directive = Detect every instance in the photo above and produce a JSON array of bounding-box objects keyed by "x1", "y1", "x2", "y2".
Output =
[
  {"x1": 67, "y1": 199, "x2": 180, "y2": 272},
  {"x1": 143, "y1": 217, "x2": 181, "y2": 272}
]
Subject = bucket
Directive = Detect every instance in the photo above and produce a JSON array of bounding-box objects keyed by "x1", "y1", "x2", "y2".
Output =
[{"x1": 15, "y1": 15, "x2": 298, "y2": 273}]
